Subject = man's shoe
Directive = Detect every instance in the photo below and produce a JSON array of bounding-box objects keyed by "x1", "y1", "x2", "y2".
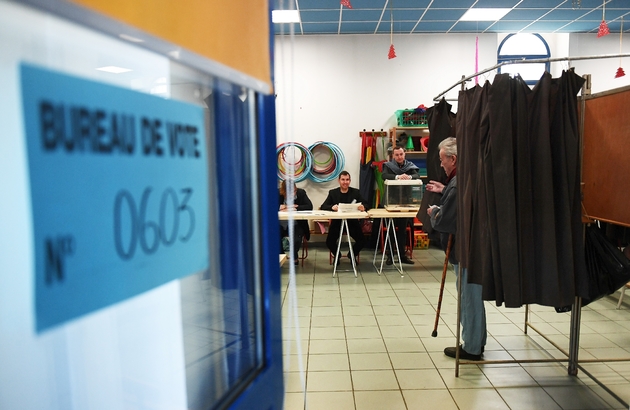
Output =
[
  {"x1": 445, "y1": 344, "x2": 484, "y2": 354},
  {"x1": 444, "y1": 346, "x2": 482, "y2": 361},
  {"x1": 385, "y1": 256, "x2": 393, "y2": 265},
  {"x1": 294, "y1": 259, "x2": 299, "y2": 266},
  {"x1": 448, "y1": 344, "x2": 484, "y2": 353},
  {"x1": 400, "y1": 256, "x2": 415, "y2": 265}
]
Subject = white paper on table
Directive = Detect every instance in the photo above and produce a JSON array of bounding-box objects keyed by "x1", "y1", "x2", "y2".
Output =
[{"x1": 338, "y1": 203, "x2": 361, "y2": 213}]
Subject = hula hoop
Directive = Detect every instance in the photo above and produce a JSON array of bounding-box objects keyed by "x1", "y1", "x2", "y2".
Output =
[
  {"x1": 276, "y1": 142, "x2": 312, "y2": 182},
  {"x1": 307, "y1": 141, "x2": 345, "y2": 182}
]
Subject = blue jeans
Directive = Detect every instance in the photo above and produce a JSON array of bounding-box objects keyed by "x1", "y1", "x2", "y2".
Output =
[{"x1": 453, "y1": 264, "x2": 487, "y2": 355}]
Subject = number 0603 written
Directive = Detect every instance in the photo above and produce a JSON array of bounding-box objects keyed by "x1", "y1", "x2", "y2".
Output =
[{"x1": 113, "y1": 187, "x2": 195, "y2": 260}]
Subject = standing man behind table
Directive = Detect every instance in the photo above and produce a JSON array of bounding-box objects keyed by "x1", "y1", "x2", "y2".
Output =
[
  {"x1": 426, "y1": 137, "x2": 486, "y2": 361},
  {"x1": 382, "y1": 146, "x2": 419, "y2": 265},
  {"x1": 320, "y1": 171, "x2": 368, "y2": 264}
]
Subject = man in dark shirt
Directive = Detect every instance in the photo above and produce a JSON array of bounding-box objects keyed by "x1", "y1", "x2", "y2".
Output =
[
  {"x1": 382, "y1": 146, "x2": 420, "y2": 265},
  {"x1": 279, "y1": 179, "x2": 313, "y2": 265},
  {"x1": 320, "y1": 171, "x2": 368, "y2": 263}
]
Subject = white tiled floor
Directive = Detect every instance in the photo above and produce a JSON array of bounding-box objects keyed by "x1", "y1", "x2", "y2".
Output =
[{"x1": 280, "y1": 243, "x2": 630, "y2": 410}]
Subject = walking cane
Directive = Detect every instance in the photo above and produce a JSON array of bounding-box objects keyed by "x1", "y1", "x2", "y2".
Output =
[{"x1": 432, "y1": 234, "x2": 453, "y2": 337}]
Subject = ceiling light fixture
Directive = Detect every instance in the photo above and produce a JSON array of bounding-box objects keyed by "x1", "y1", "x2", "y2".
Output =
[
  {"x1": 460, "y1": 8, "x2": 511, "y2": 22},
  {"x1": 96, "y1": 66, "x2": 132, "y2": 74},
  {"x1": 272, "y1": 10, "x2": 300, "y2": 23}
]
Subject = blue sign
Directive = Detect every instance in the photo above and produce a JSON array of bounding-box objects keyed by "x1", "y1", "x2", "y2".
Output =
[{"x1": 21, "y1": 64, "x2": 210, "y2": 332}]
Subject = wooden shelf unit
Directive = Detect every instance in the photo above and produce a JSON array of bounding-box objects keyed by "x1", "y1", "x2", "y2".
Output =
[{"x1": 388, "y1": 126, "x2": 430, "y2": 157}]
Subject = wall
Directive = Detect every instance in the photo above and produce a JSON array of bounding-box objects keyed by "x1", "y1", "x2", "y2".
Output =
[
  {"x1": 570, "y1": 33, "x2": 630, "y2": 94},
  {"x1": 274, "y1": 32, "x2": 629, "y2": 212},
  {"x1": 274, "y1": 33, "x2": 498, "y2": 210}
]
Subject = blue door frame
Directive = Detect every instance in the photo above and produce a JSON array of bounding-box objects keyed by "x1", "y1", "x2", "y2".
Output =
[
  {"x1": 220, "y1": 92, "x2": 284, "y2": 410},
  {"x1": 211, "y1": 8, "x2": 284, "y2": 404}
]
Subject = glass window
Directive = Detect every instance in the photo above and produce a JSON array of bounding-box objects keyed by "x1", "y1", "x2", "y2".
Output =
[
  {"x1": 498, "y1": 33, "x2": 550, "y2": 85},
  {"x1": 171, "y1": 64, "x2": 265, "y2": 410}
]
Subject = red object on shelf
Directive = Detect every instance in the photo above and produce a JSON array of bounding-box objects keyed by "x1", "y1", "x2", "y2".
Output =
[
  {"x1": 388, "y1": 44, "x2": 396, "y2": 59},
  {"x1": 420, "y1": 137, "x2": 430, "y2": 152},
  {"x1": 340, "y1": 0, "x2": 352, "y2": 8},
  {"x1": 597, "y1": 20, "x2": 610, "y2": 37},
  {"x1": 615, "y1": 67, "x2": 626, "y2": 78}
]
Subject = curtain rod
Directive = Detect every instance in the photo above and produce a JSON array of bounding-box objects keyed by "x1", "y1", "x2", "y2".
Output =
[{"x1": 433, "y1": 53, "x2": 630, "y2": 102}]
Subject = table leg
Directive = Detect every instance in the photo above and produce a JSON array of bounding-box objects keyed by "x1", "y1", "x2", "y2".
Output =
[
  {"x1": 372, "y1": 218, "x2": 385, "y2": 275},
  {"x1": 382, "y1": 219, "x2": 394, "y2": 271},
  {"x1": 373, "y1": 218, "x2": 404, "y2": 276},
  {"x1": 345, "y1": 220, "x2": 358, "y2": 278},
  {"x1": 333, "y1": 220, "x2": 344, "y2": 277},
  {"x1": 390, "y1": 218, "x2": 404, "y2": 275},
  {"x1": 382, "y1": 218, "x2": 404, "y2": 276},
  {"x1": 333, "y1": 219, "x2": 357, "y2": 277}
]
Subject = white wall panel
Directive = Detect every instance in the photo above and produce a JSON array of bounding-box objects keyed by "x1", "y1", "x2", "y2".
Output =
[{"x1": 570, "y1": 33, "x2": 630, "y2": 94}]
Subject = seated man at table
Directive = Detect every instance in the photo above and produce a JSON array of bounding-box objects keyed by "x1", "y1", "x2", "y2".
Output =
[
  {"x1": 279, "y1": 179, "x2": 313, "y2": 265},
  {"x1": 382, "y1": 146, "x2": 420, "y2": 265},
  {"x1": 320, "y1": 171, "x2": 368, "y2": 264}
]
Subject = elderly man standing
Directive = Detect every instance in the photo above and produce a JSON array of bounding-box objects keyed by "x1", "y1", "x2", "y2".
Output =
[
  {"x1": 382, "y1": 145, "x2": 419, "y2": 265},
  {"x1": 427, "y1": 137, "x2": 487, "y2": 361}
]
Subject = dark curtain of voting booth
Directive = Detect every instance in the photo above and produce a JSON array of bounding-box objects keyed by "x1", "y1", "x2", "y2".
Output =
[
  {"x1": 456, "y1": 70, "x2": 589, "y2": 308},
  {"x1": 417, "y1": 98, "x2": 456, "y2": 235}
]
